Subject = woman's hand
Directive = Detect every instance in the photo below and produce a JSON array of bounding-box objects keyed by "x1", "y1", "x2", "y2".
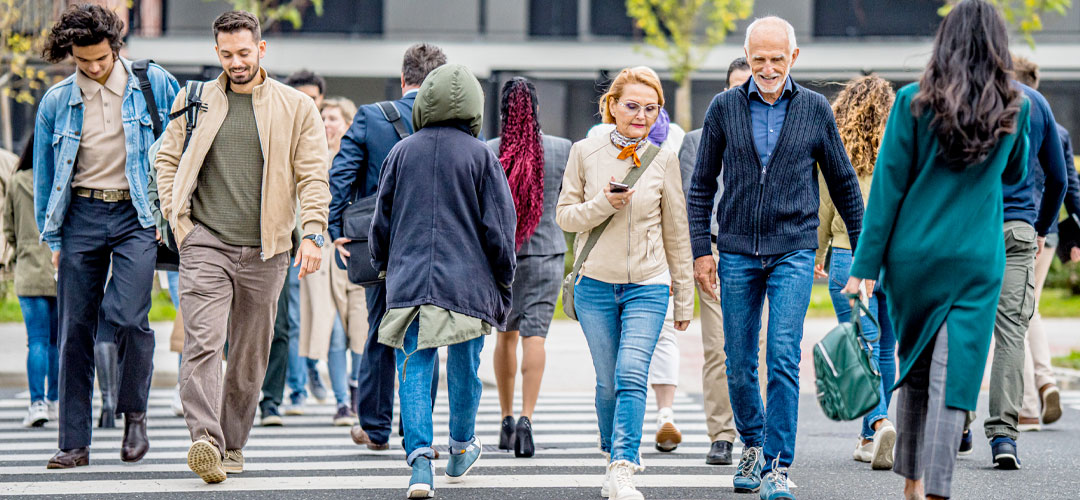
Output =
[
  {"x1": 674, "y1": 320, "x2": 690, "y2": 331},
  {"x1": 604, "y1": 176, "x2": 635, "y2": 210},
  {"x1": 814, "y1": 264, "x2": 828, "y2": 279},
  {"x1": 841, "y1": 276, "x2": 876, "y2": 305}
]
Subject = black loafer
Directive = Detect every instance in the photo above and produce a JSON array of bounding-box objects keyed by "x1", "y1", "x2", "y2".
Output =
[
  {"x1": 515, "y1": 416, "x2": 535, "y2": 458},
  {"x1": 499, "y1": 416, "x2": 516, "y2": 451},
  {"x1": 706, "y1": 440, "x2": 733, "y2": 465}
]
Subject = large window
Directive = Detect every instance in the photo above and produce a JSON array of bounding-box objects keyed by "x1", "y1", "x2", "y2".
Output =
[
  {"x1": 590, "y1": 0, "x2": 635, "y2": 37},
  {"x1": 813, "y1": 0, "x2": 941, "y2": 37},
  {"x1": 278, "y1": 0, "x2": 383, "y2": 35},
  {"x1": 530, "y1": 0, "x2": 579, "y2": 37}
]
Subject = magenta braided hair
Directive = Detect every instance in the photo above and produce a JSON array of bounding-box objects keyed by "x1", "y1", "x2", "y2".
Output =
[{"x1": 498, "y1": 77, "x2": 546, "y2": 250}]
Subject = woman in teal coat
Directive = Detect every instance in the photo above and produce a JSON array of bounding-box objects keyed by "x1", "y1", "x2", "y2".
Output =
[{"x1": 843, "y1": 2, "x2": 1029, "y2": 499}]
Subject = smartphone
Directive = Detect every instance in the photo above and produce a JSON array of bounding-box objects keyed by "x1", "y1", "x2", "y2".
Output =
[{"x1": 609, "y1": 181, "x2": 629, "y2": 193}]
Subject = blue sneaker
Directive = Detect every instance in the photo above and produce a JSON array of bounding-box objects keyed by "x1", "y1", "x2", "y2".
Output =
[
  {"x1": 991, "y1": 436, "x2": 1020, "y2": 470},
  {"x1": 733, "y1": 446, "x2": 763, "y2": 493},
  {"x1": 445, "y1": 437, "x2": 482, "y2": 483},
  {"x1": 759, "y1": 466, "x2": 795, "y2": 500},
  {"x1": 407, "y1": 457, "x2": 434, "y2": 498},
  {"x1": 958, "y1": 429, "x2": 973, "y2": 456}
]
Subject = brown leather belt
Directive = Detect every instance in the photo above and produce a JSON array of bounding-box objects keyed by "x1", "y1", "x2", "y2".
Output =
[{"x1": 73, "y1": 188, "x2": 131, "y2": 202}]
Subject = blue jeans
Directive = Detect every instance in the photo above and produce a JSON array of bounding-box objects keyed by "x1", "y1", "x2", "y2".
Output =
[
  {"x1": 395, "y1": 318, "x2": 484, "y2": 466},
  {"x1": 574, "y1": 276, "x2": 668, "y2": 465},
  {"x1": 327, "y1": 314, "x2": 349, "y2": 405},
  {"x1": 827, "y1": 248, "x2": 896, "y2": 439},
  {"x1": 717, "y1": 249, "x2": 814, "y2": 473},
  {"x1": 283, "y1": 265, "x2": 306, "y2": 398},
  {"x1": 166, "y1": 271, "x2": 180, "y2": 309},
  {"x1": 19, "y1": 296, "x2": 59, "y2": 403}
]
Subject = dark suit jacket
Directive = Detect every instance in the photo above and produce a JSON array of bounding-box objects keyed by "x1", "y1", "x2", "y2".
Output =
[{"x1": 327, "y1": 91, "x2": 417, "y2": 241}]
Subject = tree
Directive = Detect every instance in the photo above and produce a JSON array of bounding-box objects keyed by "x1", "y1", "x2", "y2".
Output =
[
  {"x1": 0, "y1": 0, "x2": 54, "y2": 150},
  {"x1": 939, "y1": 0, "x2": 1072, "y2": 47},
  {"x1": 209, "y1": 0, "x2": 324, "y2": 30},
  {"x1": 626, "y1": 0, "x2": 754, "y2": 130}
]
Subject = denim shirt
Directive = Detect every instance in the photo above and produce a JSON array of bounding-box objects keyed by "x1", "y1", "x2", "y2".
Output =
[
  {"x1": 747, "y1": 76, "x2": 794, "y2": 167},
  {"x1": 33, "y1": 58, "x2": 179, "y2": 251}
]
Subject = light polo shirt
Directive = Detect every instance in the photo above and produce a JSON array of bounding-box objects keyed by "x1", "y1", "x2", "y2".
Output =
[{"x1": 72, "y1": 62, "x2": 129, "y2": 190}]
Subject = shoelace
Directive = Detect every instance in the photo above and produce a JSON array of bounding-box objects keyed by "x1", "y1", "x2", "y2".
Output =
[
  {"x1": 768, "y1": 458, "x2": 789, "y2": 490},
  {"x1": 737, "y1": 447, "x2": 760, "y2": 477},
  {"x1": 613, "y1": 463, "x2": 635, "y2": 491},
  {"x1": 224, "y1": 450, "x2": 241, "y2": 461}
]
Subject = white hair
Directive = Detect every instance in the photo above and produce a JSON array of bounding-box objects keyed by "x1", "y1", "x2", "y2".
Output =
[{"x1": 744, "y1": 16, "x2": 797, "y2": 54}]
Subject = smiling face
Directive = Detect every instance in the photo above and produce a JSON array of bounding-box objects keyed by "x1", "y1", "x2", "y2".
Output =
[
  {"x1": 71, "y1": 40, "x2": 116, "y2": 85},
  {"x1": 214, "y1": 29, "x2": 265, "y2": 88},
  {"x1": 745, "y1": 22, "x2": 799, "y2": 101},
  {"x1": 610, "y1": 82, "x2": 660, "y2": 140}
]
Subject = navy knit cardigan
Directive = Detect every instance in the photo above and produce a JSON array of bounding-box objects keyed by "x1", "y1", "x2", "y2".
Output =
[{"x1": 687, "y1": 78, "x2": 864, "y2": 259}]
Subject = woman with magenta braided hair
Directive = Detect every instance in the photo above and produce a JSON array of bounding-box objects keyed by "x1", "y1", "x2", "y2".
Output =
[{"x1": 487, "y1": 77, "x2": 572, "y2": 458}]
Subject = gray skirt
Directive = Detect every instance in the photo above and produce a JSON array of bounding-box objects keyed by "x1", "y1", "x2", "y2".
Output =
[{"x1": 505, "y1": 253, "x2": 564, "y2": 337}]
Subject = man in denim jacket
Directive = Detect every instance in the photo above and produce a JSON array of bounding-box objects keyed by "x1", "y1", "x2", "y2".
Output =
[{"x1": 33, "y1": 4, "x2": 178, "y2": 469}]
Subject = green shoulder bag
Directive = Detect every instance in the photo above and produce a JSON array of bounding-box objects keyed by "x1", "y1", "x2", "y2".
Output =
[{"x1": 813, "y1": 293, "x2": 882, "y2": 421}]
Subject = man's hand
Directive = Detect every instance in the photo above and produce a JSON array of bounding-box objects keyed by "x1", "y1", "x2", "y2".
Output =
[
  {"x1": 1037, "y1": 236, "x2": 1046, "y2": 258},
  {"x1": 814, "y1": 264, "x2": 828, "y2": 279},
  {"x1": 694, "y1": 255, "x2": 718, "y2": 301},
  {"x1": 333, "y1": 237, "x2": 351, "y2": 265},
  {"x1": 51, "y1": 251, "x2": 59, "y2": 271},
  {"x1": 604, "y1": 176, "x2": 635, "y2": 210},
  {"x1": 673, "y1": 320, "x2": 690, "y2": 331},
  {"x1": 1071, "y1": 246, "x2": 1080, "y2": 263},
  {"x1": 294, "y1": 239, "x2": 323, "y2": 279}
]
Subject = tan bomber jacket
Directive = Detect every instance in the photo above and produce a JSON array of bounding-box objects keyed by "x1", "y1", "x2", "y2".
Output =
[
  {"x1": 556, "y1": 134, "x2": 695, "y2": 321},
  {"x1": 155, "y1": 68, "x2": 330, "y2": 259}
]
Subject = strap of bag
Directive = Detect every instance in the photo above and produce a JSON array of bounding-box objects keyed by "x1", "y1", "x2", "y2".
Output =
[
  {"x1": 131, "y1": 59, "x2": 162, "y2": 138},
  {"x1": 168, "y1": 81, "x2": 205, "y2": 152},
  {"x1": 845, "y1": 292, "x2": 882, "y2": 353},
  {"x1": 570, "y1": 144, "x2": 661, "y2": 278},
  {"x1": 377, "y1": 101, "x2": 411, "y2": 140}
]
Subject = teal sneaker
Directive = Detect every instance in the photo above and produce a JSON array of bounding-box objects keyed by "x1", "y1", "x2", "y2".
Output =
[
  {"x1": 759, "y1": 466, "x2": 795, "y2": 500},
  {"x1": 445, "y1": 437, "x2": 482, "y2": 484},
  {"x1": 406, "y1": 457, "x2": 434, "y2": 499},
  {"x1": 733, "y1": 446, "x2": 763, "y2": 493}
]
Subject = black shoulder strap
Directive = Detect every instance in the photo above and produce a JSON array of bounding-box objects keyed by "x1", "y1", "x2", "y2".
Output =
[
  {"x1": 377, "y1": 101, "x2": 410, "y2": 140},
  {"x1": 176, "y1": 81, "x2": 205, "y2": 152},
  {"x1": 131, "y1": 59, "x2": 162, "y2": 138}
]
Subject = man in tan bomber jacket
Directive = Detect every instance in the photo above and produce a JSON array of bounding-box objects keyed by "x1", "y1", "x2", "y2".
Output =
[{"x1": 153, "y1": 10, "x2": 330, "y2": 484}]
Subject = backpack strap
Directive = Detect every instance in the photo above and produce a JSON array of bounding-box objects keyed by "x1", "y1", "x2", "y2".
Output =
[
  {"x1": 131, "y1": 59, "x2": 162, "y2": 138},
  {"x1": 377, "y1": 101, "x2": 411, "y2": 140},
  {"x1": 168, "y1": 81, "x2": 205, "y2": 152},
  {"x1": 569, "y1": 144, "x2": 661, "y2": 278}
]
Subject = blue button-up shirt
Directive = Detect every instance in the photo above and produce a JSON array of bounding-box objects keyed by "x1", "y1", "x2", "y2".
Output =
[{"x1": 747, "y1": 76, "x2": 794, "y2": 167}]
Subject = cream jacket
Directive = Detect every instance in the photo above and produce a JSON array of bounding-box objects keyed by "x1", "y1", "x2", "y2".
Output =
[
  {"x1": 155, "y1": 69, "x2": 330, "y2": 259},
  {"x1": 556, "y1": 134, "x2": 694, "y2": 321}
]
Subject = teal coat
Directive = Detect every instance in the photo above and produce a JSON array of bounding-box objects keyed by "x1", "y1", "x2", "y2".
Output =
[{"x1": 850, "y1": 84, "x2": 1030, "y2": 410}]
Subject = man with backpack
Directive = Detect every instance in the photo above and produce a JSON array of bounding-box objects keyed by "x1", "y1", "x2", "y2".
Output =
[
  {"x1": 154, "y1": 11, "x2": 330, "y2": 483},
  {"x1": 34, "y1": 4, "x2": 179, "y2": 469},
  {"x1": 327, "y1": 43, "x2": 445, "y2": 451}
]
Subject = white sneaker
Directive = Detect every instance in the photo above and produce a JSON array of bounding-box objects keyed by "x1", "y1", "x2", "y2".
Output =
[
  {"x1": 654, "y1": 407, "x2": 682, "y2": 452},
  {"x1": 22, "y1": 401, "x2": 49, "y2": 427},
  {"x1": 853, "y1": 438, "x2": 872, "y2": 463},
  {"x1": 46, "y1": 400, "x2": 58, "y2": 421},
  {"x1": 171, "y1": 386, "x2": 185, "y2": 417},
  {"x1": 870, "y1": 422, "x2": 896, "y2": 470},
  {"x1": 607, "y1": 460, "x2": 644, "y2": 500}
]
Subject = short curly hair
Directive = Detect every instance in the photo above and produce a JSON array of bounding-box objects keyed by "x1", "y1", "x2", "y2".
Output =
[{"x1": 43, "y1": 4, "x2": 125, "y2": 64}]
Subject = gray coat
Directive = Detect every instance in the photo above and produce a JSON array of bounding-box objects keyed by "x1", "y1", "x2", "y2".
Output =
[
  {"x1": 488, "y1": 134, "x2": 571, "y2": 256},
  {"x1": 678, "y1": 129, "x2": 721, "y2": 237}
]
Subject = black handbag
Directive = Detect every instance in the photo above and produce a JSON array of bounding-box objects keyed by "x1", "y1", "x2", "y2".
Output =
[{"x1": 341, "y1": 194, "x2": 383, "y2": 286}]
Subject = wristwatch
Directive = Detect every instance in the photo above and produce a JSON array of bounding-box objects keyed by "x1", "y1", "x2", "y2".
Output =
[{"x1": 302, "y1": 233, "x2": 325, "y2": 248}]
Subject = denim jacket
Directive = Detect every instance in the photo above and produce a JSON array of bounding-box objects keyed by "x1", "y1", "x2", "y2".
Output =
[{"x1": 33, "y1": 58, "x2": 179, "y2": 251}]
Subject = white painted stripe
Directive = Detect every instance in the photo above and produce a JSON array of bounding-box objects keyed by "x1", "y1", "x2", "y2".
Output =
[
  {"x1": 0, "y1": 474, "x2": 750, "y2": 495},
  {"x1": 0, "y1": 457, "x2": 725, "y2": 476}
]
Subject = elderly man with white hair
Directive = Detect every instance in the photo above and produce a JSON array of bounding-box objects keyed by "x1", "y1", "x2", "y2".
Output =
[{"x1": 686, "y1": 16, "x2": 865, "y2": 500}]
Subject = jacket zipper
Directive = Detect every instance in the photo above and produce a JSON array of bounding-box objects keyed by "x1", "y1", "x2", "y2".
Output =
[{"x1": 251, "y1": 86, "x2": 269, "y2": 260}]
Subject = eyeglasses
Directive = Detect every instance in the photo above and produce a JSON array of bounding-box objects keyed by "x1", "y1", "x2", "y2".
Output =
[{"x1": 616, "y1": 99, "x2": 661, "y2": 118}]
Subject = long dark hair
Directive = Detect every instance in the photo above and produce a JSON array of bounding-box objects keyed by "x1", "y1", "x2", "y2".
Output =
[
  {"x1": 498, "y1": 77, "x2": 545, "y2": 250},
  {"x1": 912, "y1": 0, "x2": 1022, "y2": 168}
]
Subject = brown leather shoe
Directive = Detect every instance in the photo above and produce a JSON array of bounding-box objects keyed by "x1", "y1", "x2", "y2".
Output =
[
  {"x1": 120, "y1": 412, "x2": 149, "y2": 462},
  {"x1": 1040, "y1": 383, "x2": 1063, "y2": 425},
  {"x1": 47, "y1": 448, "x2": 89, "y2": 469},
  {"x1": 1018, "y1": 416, "x2": 1041, "y2": 432},
  {"x1": 350, "y1": 425, "x2": 389, "y2": 450}
]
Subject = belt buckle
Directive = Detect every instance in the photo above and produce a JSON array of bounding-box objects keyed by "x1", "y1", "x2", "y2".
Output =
[{"x1": 101, "y1": 190, "x2": 124, "y2": 203}]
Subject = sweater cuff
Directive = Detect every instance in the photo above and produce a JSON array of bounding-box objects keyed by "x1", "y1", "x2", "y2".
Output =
[{"x1": 691, "y1": 235, "x2": 713, "y2": 260}]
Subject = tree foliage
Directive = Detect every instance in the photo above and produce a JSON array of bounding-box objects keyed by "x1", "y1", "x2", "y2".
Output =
[
  {"x1": 939, "y1": 0, "x2": 1072, "y2": 47},
  {"x1": 626, "y1": 0, "x2": 755, "y2": 85},
  {"x1": 209, "y1": 0, "x2": 324, "y2": 30},
  {"x1": 0, "y1": 0, "x2": 52, "y2": 104}
]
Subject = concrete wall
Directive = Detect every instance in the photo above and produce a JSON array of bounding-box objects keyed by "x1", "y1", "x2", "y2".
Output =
[{"x1": 384, "y1": 0, "x2": 480, "y2": 39}]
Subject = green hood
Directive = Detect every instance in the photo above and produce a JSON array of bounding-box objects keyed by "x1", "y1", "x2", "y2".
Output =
[{"x1": 412, "y1": 64, "x2": 485, "y2": 137}]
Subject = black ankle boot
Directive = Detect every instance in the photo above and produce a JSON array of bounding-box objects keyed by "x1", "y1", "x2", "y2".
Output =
[
  {"x1": 515, "y1": 416, "x2": 534, "y2": 458},
  {"x1": 94, "y1": 342, "x2": 118, "y2": 429},
  {"x1": 498, "y1": 416, "x2": 515, "y2": 451}
]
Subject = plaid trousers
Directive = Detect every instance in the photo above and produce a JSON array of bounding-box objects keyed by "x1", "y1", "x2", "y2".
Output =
[{"x1": 894, "y1": 324, "x2": 966, "y2": 499}]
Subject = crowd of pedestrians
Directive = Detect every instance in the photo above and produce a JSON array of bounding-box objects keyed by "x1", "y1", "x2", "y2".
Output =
[{"x1": 12, "y1": 1, "x2": 1078, "y2": 499}]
